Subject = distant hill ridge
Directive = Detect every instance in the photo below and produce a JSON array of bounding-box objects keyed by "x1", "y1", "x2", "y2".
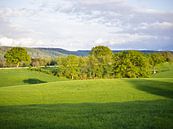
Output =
[{"x1": 0, "y1": 46, "x2": 172, "y2": 59}]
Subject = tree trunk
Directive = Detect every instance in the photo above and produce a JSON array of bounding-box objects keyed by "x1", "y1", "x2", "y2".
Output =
[
  {"x1": 153, "y1": 66, "x2": 156, "y2": 74},
  {"x1": 16, "y1": 62, "x2": 20, "y2": 68}
]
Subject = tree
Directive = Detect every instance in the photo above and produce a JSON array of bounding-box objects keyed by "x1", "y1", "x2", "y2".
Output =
[
  {"x1": 90, "y1": 46, "x2": 113, "y2": 78},
  {"x1": 149, "y1": 53, "x2": 165, "y2": 74},
  {"x1": 87, "y1": 55, "x2": 100, "y2": 79},
  {"x1": 161, "y1": 51, "x2": 173, "y2": 62},
  {"x1": 78, "y1": 57, "x2": 88, "y2": 79},
  {"x1": 90, "y1": 46, "x2": 113, "y2": 58},
  {"x1": 0, "y1": 57, "x2": 5, "y2": 67},
  {"x1": 4, "y1": 47, "x2": 31, "y2": 67},
  {"x1": 113, "y1": 51, "x2": 151, "y2": 78},
  {"x1": 57, "y1": 55, "x2": 79, "y2": 79},
  {"x1": 31, "y1": 58, "x2": 50, "y2": 67}
]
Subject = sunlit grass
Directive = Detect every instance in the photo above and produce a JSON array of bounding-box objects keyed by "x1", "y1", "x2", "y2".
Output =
[{"x1": 0, "y1": 69, "x2": 173, "y2": 129}]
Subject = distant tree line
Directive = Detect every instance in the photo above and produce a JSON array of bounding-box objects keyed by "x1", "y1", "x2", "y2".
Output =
[{"x1": 2, "y1": 46, "x2": 173, "y2": 79}]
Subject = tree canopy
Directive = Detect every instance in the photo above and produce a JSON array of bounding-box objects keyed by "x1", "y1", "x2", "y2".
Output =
[
  {"x1": 4, "y1": 47, "x2": 31, "y2": 67},
  {"x1": 41, "y1": 46, "x2": 173, "y2": 79},
  {"x1": 90, "y1": 46, "x2": 113, "y2": 58},
  {"x1": 113, "y1": 51, "x2": 151, "y2": 78}
]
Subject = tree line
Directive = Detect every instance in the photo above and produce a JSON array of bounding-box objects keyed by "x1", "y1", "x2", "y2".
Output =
[
  {"x1": 54, "y1": 46, "x2": 173, "y2": 79},
  {"x1": 2, "y1": 46, "x2": 173, "y2": 79}
]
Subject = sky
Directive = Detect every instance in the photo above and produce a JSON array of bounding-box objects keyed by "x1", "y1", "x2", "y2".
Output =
[{"x1": 0, "y1": 0, "x2": 173, "y2": 50}]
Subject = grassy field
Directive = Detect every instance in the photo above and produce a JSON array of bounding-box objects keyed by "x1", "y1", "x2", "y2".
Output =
[
  {"x1": 153, "y1": 62, "x2": 173, "y2": 78},
  {"x1": 0, "y1": 69, "x2": 67, "y2": 87},
  {"x1": 0, "y1": 69, "x2": 173, "y2": 129}
]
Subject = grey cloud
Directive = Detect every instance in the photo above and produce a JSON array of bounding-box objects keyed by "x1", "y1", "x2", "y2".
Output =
[{"x1": 0, "y1": 0, "x2": 173, "y2": 50}]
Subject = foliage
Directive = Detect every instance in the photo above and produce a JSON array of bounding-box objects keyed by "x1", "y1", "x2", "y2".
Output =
[
  {"x1": 161, "y1": 51, "x2": 173, "y2": 62},
  {"x1": 30, "y1": 58, "x2": 51, "y2": 67},
  {"x1": 90, "y1": 46, "x2": 113, "y2": 78},
  {"x1": 148, "y1": 52, "x2": 170, "y2": 74},
  {"x1": 0, "y1": 57, "x2": 5, "y2": 67},
  {"x1": 57, "y1": 55, "x2": 80, "y2": 79},
  {"x1": 4, "y1": 47, "x2": 31, "y2": 67},
  {"x1": 113, "y1": 51, "x2": 151, "y2": 78},
  {"x1": 56, "y1": 46, "x2": 114, "y2": 79},
  {"x1": 90, "y1": 46, "x2": 113, "y2": 58},
  {"x1": 26, "y1": 46, "x2": 173, "y2": 79}
]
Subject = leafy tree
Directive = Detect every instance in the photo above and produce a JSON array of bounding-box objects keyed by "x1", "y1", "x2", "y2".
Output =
[
  {"x1": 87, "y1": 55, "x2": 100, "y2": 79},
  {"x1": 34, "y1": 46, "x2": 170, "y2": 79},
  {"x1": 149, "y1": 53, "x2": 165, "y2": 74},
  {"x1": 4, "y1": 47, "x2": 31, "y2": 67},
  {"x1": 90, "y1": 46, "x2": 113, "y2": 78},
  {"x1": 0, "y1": 57, "x2": 5, "y2": 67},
  {"x1": 57, "y1": 55, "x2": 79, "y2": 79},
  {"x1": 161, "y1": 52, "x2": 173, "y2": 62},
  {"x1": 113, "y1": 51, "x2": 151, "y2": 78},
  {"x1": 90, "y1": 46, "x2": 113, "y2": 58},
  {"x1": 78, "y1": 57, "x2": 88, "y2": 79}
]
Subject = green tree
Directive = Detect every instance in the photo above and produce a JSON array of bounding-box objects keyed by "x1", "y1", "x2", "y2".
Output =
[
  {"x1": 57, "y1": 55, "x2": 79, "y2": 79},
  {"x1": 78, "y1": 57, "x2": 88, "y2": 79},
  {"x1": 149, "y1": 53, "x2": 165, "y2": 74},
  {"x1": 87, "y1": 55, "x2": 100, "y2": 79},
  {"x1": 161, "y1": 51, "x2": 173, "y2": 62},
  {"x1": 90, "y1": 46, "x2": 113, "y2": 58},
  {"x1": 4, "y1": 47, "x2": 31, "y2": 67},
  {"x1": 0, "y1": 57, "x2": 5, "y2": 67},
  {"x1": 90, "y1": 46, "x2": 113, "y2": 78},
  {"x1": 113, "y1": 51, "x2": 151, "y2": 78}
]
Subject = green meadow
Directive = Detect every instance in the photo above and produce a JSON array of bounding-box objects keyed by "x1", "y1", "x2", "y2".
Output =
[{"x1": 0, "y1": 67, "x2": 173, "y2": 129}]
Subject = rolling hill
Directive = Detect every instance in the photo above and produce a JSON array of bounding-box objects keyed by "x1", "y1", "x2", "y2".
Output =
[
  {"x1": 1, "y1": 46, "x2": 172, "y2": 60},
  {"x1": 0, "y1": 68, "x2": 173, "y2": 129}
]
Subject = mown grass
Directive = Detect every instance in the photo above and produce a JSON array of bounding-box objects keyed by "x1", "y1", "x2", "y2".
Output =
[
  {"x1": 0, "y1": 79, "x2": 173, "y2": 105},
  {"x1": 0, "y1": 69, "x2": 173, "y2": 129},
  {"x1": 153, "y1": 62, "x2": 173, "y2": 78},
  {"x1": 0, "y1": 100, "x2": 173, "y2": 129},
  {"x1": 0, "y1": 69, "x2": 67, "y2": 87}
]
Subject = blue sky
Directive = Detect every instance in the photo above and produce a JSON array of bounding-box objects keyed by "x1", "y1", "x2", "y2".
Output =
[
  {"x1": 0, "y1": 0, "x2": 173, "y2": 50},
  {"x1": 128, "y1": 0, "x2": 173, "y2": 12}
]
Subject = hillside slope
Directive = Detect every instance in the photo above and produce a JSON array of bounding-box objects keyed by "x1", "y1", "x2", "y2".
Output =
[
  {"x1": 0, "y1": 69, "x2": 66, "y2": 87},
  {"x1": 0, "y1": 78, "x2": 173, "y2": 105},
  {"x1": 0, "y1": 46, "x2": 66, "y2": 59},
  {"x1": 153, "y1": 63, "x2": 173, "y2": 78},
  {"x1": 0, "y1": 69, "x2": 173, "y2": 129}
]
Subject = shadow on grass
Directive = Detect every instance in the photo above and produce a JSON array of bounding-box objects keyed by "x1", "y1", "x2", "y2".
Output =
[
  {"x1": 0, "y1": 100, "x2": 173, "y2": 129},
  {"x1": 23, "y1": 78, "x2": 47, "y2": 84},
  {"x1": 127, "y1": 79, "x2": 173, "y2": 99}
]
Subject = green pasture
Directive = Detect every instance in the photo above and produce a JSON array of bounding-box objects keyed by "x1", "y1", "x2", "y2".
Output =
[
  {"x1": 153, "y1": 62, "x2": 173, "y2": 78},
  {"x1": 0, "y1": 68, "x2": 173, "y2": 129},
  {"x1": 0, "y1": 69, "x2": 66, "y2": 87}
]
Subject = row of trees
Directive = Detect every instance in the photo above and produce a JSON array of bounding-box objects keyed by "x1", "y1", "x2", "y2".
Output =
[
  {"x1": 54, "y1": 46, "x2": 173, "y2": 79},
  {"x1": 2, "y1": 46, "x2": 173, "y2": 79}
]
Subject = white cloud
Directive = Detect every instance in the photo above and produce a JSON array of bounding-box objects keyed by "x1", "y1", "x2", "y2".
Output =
[
  {"x1": 0, "y1": 0, "x2": 173, "y2": 50},
  {"x1": 0, "y1": 36, "x2": 44, "y2": 47},
  {"x1": 141, "y1": 22, "x2": 173, "y2": 29}
]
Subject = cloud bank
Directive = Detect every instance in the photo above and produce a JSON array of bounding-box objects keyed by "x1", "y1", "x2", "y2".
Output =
[{"x1": 0, "y1": 0, "x2": 173, "y2": 50}]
